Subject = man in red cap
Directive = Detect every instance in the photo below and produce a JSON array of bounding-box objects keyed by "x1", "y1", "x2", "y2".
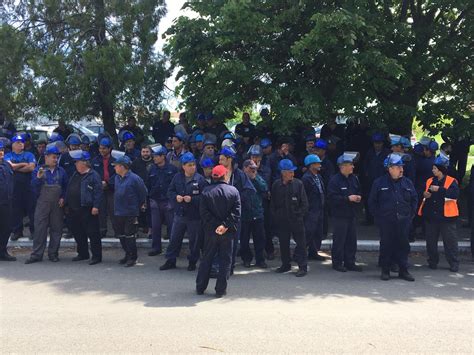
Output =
[{"x1": 196, "y1": 165, "x2": 241, "y2": 298}]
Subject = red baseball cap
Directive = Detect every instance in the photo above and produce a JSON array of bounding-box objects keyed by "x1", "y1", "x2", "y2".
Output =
[{"x1": 212, "y1": 165, "x2": 227, "y2": 179}]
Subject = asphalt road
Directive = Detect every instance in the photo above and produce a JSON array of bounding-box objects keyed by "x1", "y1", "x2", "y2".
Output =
[{"x1": 1, "y1": 249, "x2": 473, "y2": 354}]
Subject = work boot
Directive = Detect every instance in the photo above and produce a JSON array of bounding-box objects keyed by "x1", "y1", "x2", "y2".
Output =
[
  {"x1": 148, "y1": 249, "x2": 161, "y2": 256},
  {"x1": 125, "y1": 259, "x2": 137, "y2": 267},
  {"x1": 72, "y1": 255, "x2": 88, "y2": 262},
  {"x1": 381, "y1": 269, "x2": 390, "y2": 281},
  {"x1": 399, "y1": 269, "x2": 415, "y2": 282},
  {"x1": 25, "y1": 257, "x2": 41, "y2": 264},
  {"x1": 332, "y1": 264, "x2": 347, "y2": 272},
  {"x1": 345, "y1": 264, "x2": 363, "y2": 272},
  {"x1": 275, "y1": 264, "x2": 291, "y2": 273},
  {"x1": 295, "y1": 267, "x2": 307, "y2": 277},
  {"x1": 89, "y1": 258, "x2": 102, "y2": 265},
  {"x1": 160, "y1": 260, "x2": 176, "y2": 271}
]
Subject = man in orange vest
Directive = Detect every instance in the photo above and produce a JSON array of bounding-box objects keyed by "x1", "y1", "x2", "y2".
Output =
[{"x1": 418, "y1": 155, "x2": 460, "y2": 272}]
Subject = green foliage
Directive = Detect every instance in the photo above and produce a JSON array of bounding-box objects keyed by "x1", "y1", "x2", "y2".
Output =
[
  {"x1": 165, "y1": 0, "x2": 474, "y2": 136},
  {"x1": 3, "y1": 0, "x2": 168, "y2": 136}
]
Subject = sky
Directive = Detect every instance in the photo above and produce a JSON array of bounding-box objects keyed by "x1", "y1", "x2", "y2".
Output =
[{"x1": 157, "y1": 0, "x2": 189, "y2": 110}]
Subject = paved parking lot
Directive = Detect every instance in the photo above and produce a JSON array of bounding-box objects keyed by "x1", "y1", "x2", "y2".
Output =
[{"x1": 1, "y1": 249, "x2": 473, "y2": 353}]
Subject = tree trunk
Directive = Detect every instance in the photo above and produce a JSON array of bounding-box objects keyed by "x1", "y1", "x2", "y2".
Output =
[{"x1": 93, "y1": 0, "x2": 118, "y2": 146}]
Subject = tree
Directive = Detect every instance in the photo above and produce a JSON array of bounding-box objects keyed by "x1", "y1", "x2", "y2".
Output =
[
  {"x1": 4, "y1": 0, "x2": 169, "y2": 141},
  {"x1": 165, "y1": 1, "x2": 473, "y2": 136},
  {"x1": 0, "y1": 24, "x2": 33, "y2": 120}
]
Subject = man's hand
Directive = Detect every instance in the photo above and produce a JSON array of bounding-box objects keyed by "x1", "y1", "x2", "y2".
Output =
[
  {"x1": 183, "y1": 195, "x2": 192, "y2": 203},
  {"x1": 423, "y1": 191, "x2": 432, "y2": 199},
  {"x1": 37, "y1": 168, "x2": 45, "y2": 179},
  {"x1": 102, "y1": 181, "x2": 107, "y2": 189},
  {"x1": 91, "y1": 207, "x2": 99, "y2": 215},
  {"x1": 58, "y1": 198, "x2": 64, "y2": 208},
  {"x1": 429, "y1": 185, "x2": 439, "y2": 192},
  {"x1": 215, "y1": 225, "x2": 228, "y2": 235},
  {"x1": 176, "y1": 195, "x2": 184, "y2": 203},
  {"x1": 348, "y1": 195, "x2": 361, "y2": 203}
]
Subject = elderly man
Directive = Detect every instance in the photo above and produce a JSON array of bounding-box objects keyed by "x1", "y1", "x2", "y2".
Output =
[
  {"x1": 5, "y1": 134, "x2": 36, "y2": 241},
  {"x1": 327, "y1": 153, "x2": 363, "y2": 272},
  {"x1": 0, "y1": 141, "x2": 15, "y2": 261},
  {"x1": 25, "y1": 145, "x2": 68, "y2": 264},
  {"x1": 112, "y1": 155, "x2": 148, "y2": 267},
  {"x1": 65, "y1": 151, "x2": 103, "y2": 265},
  {"x1": 369, "y1": 154, "x2": 417, "y2": 281}
]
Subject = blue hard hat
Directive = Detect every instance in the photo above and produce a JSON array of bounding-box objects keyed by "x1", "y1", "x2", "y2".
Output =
[
  {"x1": 112, "y1": 155, "x2": 132, "y2": 167},
  {"x1": 81, "y1": 135, "x2": 91, "y2": 145},
  {"x1": 428, "y1": 140, "x2": 439, "y2": 152},
  {"x1": 173, "y1": 132, "x2": 186, "y2": 141},
  {"x1": 200, "y1": 157, "x2": 215, "y2": 168},
  {"x1": 400, "y1": 137, "x2": 411, "y2": 148},
  {"x1": 248, "y1": 144, "x2": 263, "y2": 156},
  {"x1": 434, "y1": 155, "x2": 449, "y2": 167},
  {"x1": 219, "y1": 146, "x2": 236, "y2": 159},
  {"x1": 260, "y1": 138, "x2": 272, "y2": 149},
  {"x1": 314, "y1": 139, "x2": 328, "y2": 150},
  {"x1": 337, "y1": 153, "x2": 355, "y2": 165},
  {"x1": 390, "y1": 135, "x2": 402, "y2": 146},
  {"x1": 279, "y1": 159, "x2": 297, "y2": 171},
  {"x1": 372, "y1": 133, "x2": 384, "y2": 142},
  {"x1": 384, "y1": 153, "x2": 404, "y2": 168},
  {"x1": 0, "y1": 141, "x2": 4, "y2": 149},
  {"x1": 45, "y1": 145, "x2": 60, "y2": 155},
  {"x1": 70, "y1": 150, "x2": 91, "y2": 161},
  {"x1": 99, "y1": 137, "x2": 112, "y2": 147},
  {"x1": 304, "y1": 154, "x2": 322, "y2": 166},
  {"x1": 67, "y1": 135, "x2": 82, "y2": 146},
  {"x1": 195, "y1": 134, "x2": 204, "y2": 142},
  {"x1": 121, "y1": 131, "x2": 135, "y2": 142},
  {"x1": 11, "y1": 134, "x2": 25, "y2": 143},
  {"x1": 49, "y1": 132, "x2": 64, "y2": 143},
  {"x1": 203, "y1": 139, "x2": 216, "y2": 147},
  {"x1": 152, "y1": 145, "x2": 167, "y2": 156},
  {"x1": 180, "y1": 152, "x2": 196, "y2": 164}
]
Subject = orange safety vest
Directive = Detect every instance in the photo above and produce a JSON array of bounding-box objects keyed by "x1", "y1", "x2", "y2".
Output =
[{"x1": 418, "y1": 176, "x2": 459, "y2": 217}]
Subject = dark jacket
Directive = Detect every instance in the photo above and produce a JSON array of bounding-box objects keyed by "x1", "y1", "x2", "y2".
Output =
[
  {"x1": 0, "y1": 160, "x2": 14, "y2": 204},
  {"x1": 320, "y1": 157, "x2": 335, "y2": 187},
  {"x1": 124, "y1": 148, "x2": 141, "y2": 161},
  {"x1": 167, "y1": 172, "x2": 206, "y2": 220},
  {"x1": 421, "y1": 175, "x2": 459, "y2": 222},
  {"x1": 147, "y1": 163, "x2": 178, "y2": 202},
  {"x1": 31, "y1": 166, "x2": 69, "y2": 200},
  {"x1": 59, "y1": 152, "x2": 77, "y2": 178},
  {"x1": 327, "y1": 172, "x2": 361, "y2": 218},
  {"x1": 152, "y1": 120, "x2": 175, "y2": 145},
  {"x1": 229, "y1": 167, "x2": 256, "y2": 216},
  {"x1": 65, "y1": 169, "x2": 103, "y2": 209},
  {"x1": 270, "y1": 178, "x2": 308, "y2": 222},
  {"x1": 302, "y1": 171, "x2": 324, "y2": 214},
  {"x1": 415, "y1": 155, "x2": 435, "y2": 191},
  {"x1": 200, "y1": 181, "x2": 241, "y2": 235},
  {"x1": 363, "y1": 148, "x2": 390, "y2": 186},
  {"x1": 242, "y1": 174, "x2": 267, "y2": 221},
  {"x1": 114, "y1": 171, "x2": 148, "y2": 217},
  {"x1": 91, "y1": 154, "x2": 116, "y2": 189},
  {"x1": 131, "y1": 157, "x2": 153, "y2": 182},
  {"x1": 368, "y1": 174, "x2": 418, "y2": 223}
]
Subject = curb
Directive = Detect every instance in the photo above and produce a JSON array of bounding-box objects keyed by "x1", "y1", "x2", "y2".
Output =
[{"x1": 8, "y1": 238, "x2": 472, "y2": 253}]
